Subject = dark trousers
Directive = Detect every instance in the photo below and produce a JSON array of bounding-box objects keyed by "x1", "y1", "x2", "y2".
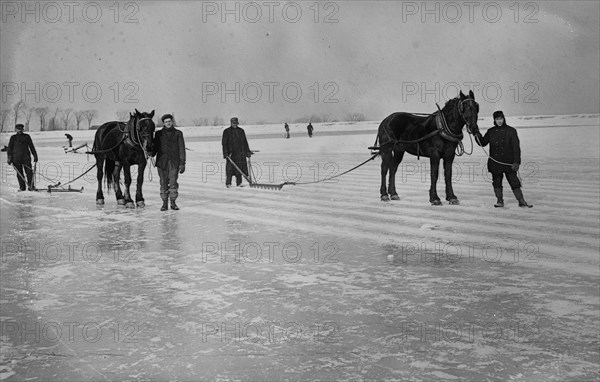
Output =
[
  {"x1": 13, "y1": 161, "x2": 34, "y2": 190},
  {"x1": 158, "y1": 161, "x2": 180, "y2": 201},
  {"x1": 225, "y1": 158, "x2": 248, "y2": 186},
  {"x1": 491, "y1": 170, "x2": 521, "y2": 190}
]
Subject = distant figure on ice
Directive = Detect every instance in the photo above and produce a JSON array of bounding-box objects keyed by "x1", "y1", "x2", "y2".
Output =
[
  {"x1": 284, "y1": 123, "x2": 290, "y2": 139},
  {"x1": 222, "y1": 117, "x2": 252, "y2": 188},
  {"x1": 7, "y1": 124, "x2": 38, "y2": 191},
  {"x1": 153, "y1": 114, "x2": 186, "y2": 211},
  {"x1": 65, "y1": 133, "x2": 73, "y2": 147},
  {"x1": 307, "y1": 122, "x2": 314, "y2": 137},
  {"x1": 474, "y1": 110, "x2": 532, "y2": 208}
]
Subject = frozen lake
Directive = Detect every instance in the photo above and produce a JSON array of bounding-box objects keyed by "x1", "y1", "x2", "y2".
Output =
[{"x1": 1, "y1": 117, "x2": 599, "y2": 381}]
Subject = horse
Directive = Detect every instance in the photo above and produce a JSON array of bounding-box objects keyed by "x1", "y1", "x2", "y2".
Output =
[
  {"x1": 376, "y1": 90, "x2": 479, "y2": 205},
  {"x1": 91, "y1": 109, "x2": 156, "y2": 208}
]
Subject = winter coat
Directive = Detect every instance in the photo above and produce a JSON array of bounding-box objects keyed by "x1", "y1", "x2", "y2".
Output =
[
  {"x1": 8, "y1": 133, "x2": 38, "y2": 164},
  {"x1": 153, "y1": 128, "x2": 186, "y2": 169},
  {"x1": 222, "y1": 126, "x2": 251, "y2": 161},
  {"x1": 475, "y1": 124, "x2": 521, "y2": 173}
]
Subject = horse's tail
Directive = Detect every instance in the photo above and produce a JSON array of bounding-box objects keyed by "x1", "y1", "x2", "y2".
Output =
[{"x1": 104, "y1": 158, "x2": 115, "y2": 192}]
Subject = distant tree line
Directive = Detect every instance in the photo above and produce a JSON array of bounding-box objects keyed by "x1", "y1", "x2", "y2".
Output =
[
  {"x1": 0, "y1": 101, "x2": 98, "y2": 132},
  {"x1": 1, "y1": 101, "x2": 370, "y2": 131}
]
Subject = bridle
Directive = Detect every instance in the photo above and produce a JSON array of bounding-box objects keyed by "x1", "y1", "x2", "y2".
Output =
[
  {"x1": 127, "y1": 116, "x2": 154, "y2": 147},
  {"x1": 457, "y1": 98, "x2": 479, "y2": 134}
]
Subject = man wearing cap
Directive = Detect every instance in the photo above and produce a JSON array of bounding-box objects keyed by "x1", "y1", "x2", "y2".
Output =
[
  {"x1": 7, "y1": 124, "x2": 38, "y2": 191},
  {"x1": 474, "y1": 111, "x2": 532, "y2": 208},
  {"x1": 153, "y1": 114, "x2": 186, "y2": 211},
  {"x1": 222, "y1": 117, "x2": 252, "y2": 187}
]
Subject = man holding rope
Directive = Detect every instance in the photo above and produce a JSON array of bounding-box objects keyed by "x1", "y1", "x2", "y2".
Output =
[
  {"x1": 7, "y1": 124, "x2": 38, "y2": 191},
  {"x1": 474, "y1": 111, "x2": 532, "y2": 208}
]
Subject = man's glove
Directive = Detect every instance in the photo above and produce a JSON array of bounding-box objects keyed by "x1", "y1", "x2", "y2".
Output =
[
  {"x1": 7, "y1": 161, "x2": 12, "y2": 166},
  {"x1": 34, "y1": 158, "x2": 38, "y2": 163},
  {"x1": 246, "y1": 151, "x2": 253, "y2": 158},
  {"x1": 223, "y1": 153, "x2": 230, "y2": 159},
  {"x1": 511, "y1": 163, "x2": 519, "y2": 172},
  {"x1": 179, "y1": 164, "x2": 185, "y2": 174}
]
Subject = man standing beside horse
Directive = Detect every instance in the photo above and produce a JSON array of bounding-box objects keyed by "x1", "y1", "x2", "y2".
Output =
[
  {"x1": 474, "y1": 110, "x2": 532, "y2": 208},
  {"x1": 153, "y1": 114, "x2": 186, "y2": 211},
  {"x1": 7, "y1": 124, "x2": 38, "y2": 191}
]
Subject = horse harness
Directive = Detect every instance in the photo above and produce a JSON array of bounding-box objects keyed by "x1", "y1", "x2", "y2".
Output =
[
  {"x1": 374, "y1": 98, "x2": 475, "y2": 159},
  {"x1": 86, "y1": 117, "x2": 152, "y2": 155},
  {"x1": 123, "y1": 117, "x2": 153, "y2": 148}
]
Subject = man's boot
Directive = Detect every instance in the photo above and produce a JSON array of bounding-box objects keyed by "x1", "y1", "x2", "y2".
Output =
[
  {"x1": 513, "y1": 188, "x2": 533, "y2": 208},
  {"x1": 170, "y1": 199, "x2": 179, "y2": 210},
  {"x1": 493, "y1": 188, "x2": 504, "y2": 208},
  {"x1": 160, "y1": 199, "x2": 168, "y2": 211}
]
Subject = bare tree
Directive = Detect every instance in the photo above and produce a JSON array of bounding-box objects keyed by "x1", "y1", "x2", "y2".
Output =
[
  {"x1": 25, "y1": 107, "x2": 35, "y2": 131},
  {"x1": 320, "y1": 113, "x2": 332, "y2": 123},
  {"x1": 61, "y1": 108, "x2": 73, "y2": 130},
  {"x1": 34, "y1": 107, "x2": 50, "y2": 131},
  {"x1": 192, "y1": 117, "x2": 211, "y2": 126},
  {"x1": 345, "y1": 112, "x2": 366, "y2": 122},
  {"x1": 82, "y1": 109, "x2": 98, "y2": 129},
  {"x1": 48, "y1": 108, "x2": 61, "y2": 131},
  {"x1": 74, "y1": 111, "x2": 86, "y2": 130},
  {"x1": 213, "y1": 116, "x2": 224, "y2": 126},
  {"x1": 0, "y1": 109, "x2": 11, "y2": 132},
  {"x1": 12, "y1": 100, "x2": 26, "y2": 126},
  {"x1": 116, "y1": 110, "x2": 129, "y2": 121}
]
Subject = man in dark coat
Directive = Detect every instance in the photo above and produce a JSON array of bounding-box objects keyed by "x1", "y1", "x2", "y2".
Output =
[
  {"x1": 284, "y1": 123, "x2": 290, "y2": 139},
  {"x1": 475, "y1": 111, "x2": 532, "y2": 208},
  {"x1": 7, "y1": 124, "x2": 38, "y2": 191},
  {"x1": 153, "y1": 114, "x2": 186, "y2": 211},
  {"x1": 307, "y1": 122, "x2": 314, "y2": 137},
  {"x1": 222, "y1": 117, "x2": 252, "y2": 187}
]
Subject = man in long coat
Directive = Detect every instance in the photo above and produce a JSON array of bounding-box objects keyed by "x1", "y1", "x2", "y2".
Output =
[{"x1": 222, "y1": 117, "x2": 252, "y2": 187}]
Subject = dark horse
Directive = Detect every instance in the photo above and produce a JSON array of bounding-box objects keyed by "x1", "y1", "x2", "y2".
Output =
[
  {"x1": 377, "y1": 90, "x2": 479, "y2": 205},
  {"x1": 91, "y1": 109, "x2": 156, "y2": 208}
]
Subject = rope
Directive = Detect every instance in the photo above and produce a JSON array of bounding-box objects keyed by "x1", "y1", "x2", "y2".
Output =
[
  {"x1": 85, "y1": 136, "x2": 126, "y2": 155},
  {"x1": 473, "y1": 134, "x2": 525, "y2": 185},
  {"x1": 288, "y1": 153, "x2": 379, "y2": 186}
]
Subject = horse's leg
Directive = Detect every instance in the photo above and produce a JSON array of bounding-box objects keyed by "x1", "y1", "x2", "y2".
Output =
[
  {"x1": 380, "y1": 150, "x2": 391, "y2": 201},
  {"x1": 122, "y1": 165, "x2": 135, "y2": 208},
  {"x1": 429, "y1": 156, "x2": 442, "y2": 205},
  {"x1": 444, "y1": 156, "x2": 459, "y2": 204},
  {"x1": 388, "y1": 150, "x2": 404, "y2": 201},
  {"x1": 96, "y1": 156, "x2": 105, "y2": 205},
  {"x1": 114, "y1": 161, "x2": 125, "y2": 205},
  {"x1": 135, "y1": 163, "x2": 146, "y2": 208}
]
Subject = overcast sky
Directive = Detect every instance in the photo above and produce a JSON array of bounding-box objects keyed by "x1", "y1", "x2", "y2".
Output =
[{"x1": 1, "y1": 1, "x2": 598, "y2": 128}]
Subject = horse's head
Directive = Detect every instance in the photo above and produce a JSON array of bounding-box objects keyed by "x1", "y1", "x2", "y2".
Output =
[
  {"x1": 457, "y1": 90, "x2": 479, "y2": 135},
  {"x1": 132, "y1": 109, "x2": 156, "y2": 154}
]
